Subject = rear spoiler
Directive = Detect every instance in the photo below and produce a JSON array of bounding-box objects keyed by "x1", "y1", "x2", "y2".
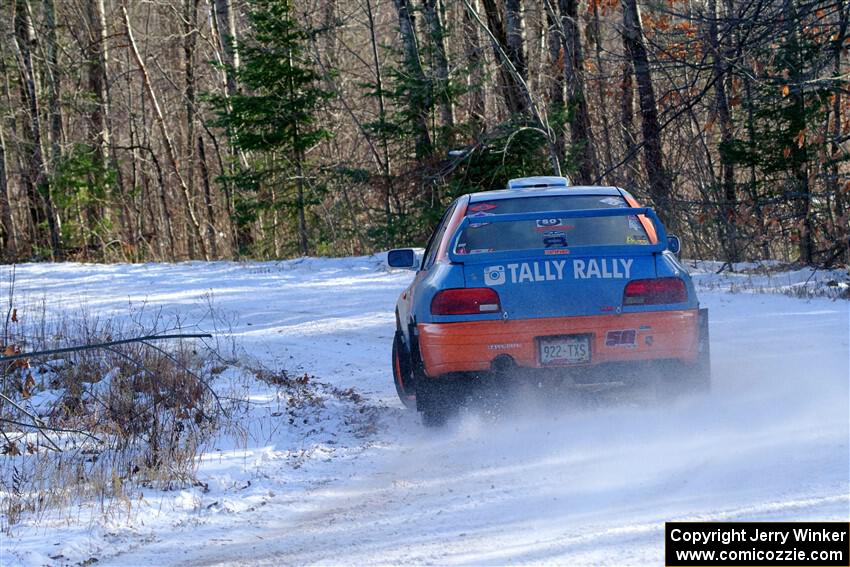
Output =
[{"x1": 447, "y1": 207, "x2": 669, "y2": 264}]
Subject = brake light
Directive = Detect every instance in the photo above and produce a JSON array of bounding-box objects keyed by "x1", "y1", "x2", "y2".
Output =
[
  {"x1": 623, "y1": 278, "x2": 687, "y2": 305},
  {"x1": 431, "y1": 288, "x2": 502, "y2": 315}
]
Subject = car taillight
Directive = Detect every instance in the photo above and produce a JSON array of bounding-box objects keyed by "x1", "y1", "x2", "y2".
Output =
[
  {"x1": 623, "y1": 277, "x2": 687, "y2": 305},
  {"x1": 431, "y1": 288, "x2": 501, "y2": 315}
]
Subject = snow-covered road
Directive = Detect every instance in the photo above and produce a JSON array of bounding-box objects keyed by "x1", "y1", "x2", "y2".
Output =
[{"x1": 4, "y1": 258, "x2": 849, "y2": 566}]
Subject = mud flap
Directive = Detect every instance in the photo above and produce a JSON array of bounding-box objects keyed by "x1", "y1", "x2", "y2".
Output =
[
  {"x1": 694, "y1": 308, "x2": 711, "y2": 391},
  {"x1": 655, "y1": 309, "x2": 711, "y2": 400},
  {"x1": 392, "y1": 331, "x2": 417, "y2": 409},
  {"x1": 698, "y1": 308, "x2": 710, "y2": 357},
  {"x1": 416, "y1": 378, "x2": 455, "y2": 427}
]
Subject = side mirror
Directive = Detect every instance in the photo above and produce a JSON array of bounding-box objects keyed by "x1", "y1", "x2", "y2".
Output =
[
  {"x1": 667, "y1": 235, "x2": 681, "y2": 255},
  {"x1": 387, "y1": 248, "x2": 418, "y2": 269}
]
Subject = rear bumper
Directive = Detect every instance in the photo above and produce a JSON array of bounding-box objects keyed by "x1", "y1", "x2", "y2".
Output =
[{"x1": 417, "y1": 310, "x2": 700, "y2": 377}]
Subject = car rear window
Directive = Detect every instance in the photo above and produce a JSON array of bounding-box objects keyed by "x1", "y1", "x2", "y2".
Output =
[{"x1": 455, "y1": 195, "x2": 651, "y2": 254}]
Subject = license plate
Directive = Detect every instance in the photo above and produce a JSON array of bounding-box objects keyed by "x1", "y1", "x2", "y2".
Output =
[{"x1": 539, "y1": 335, "x2": 591, "y2": 365}]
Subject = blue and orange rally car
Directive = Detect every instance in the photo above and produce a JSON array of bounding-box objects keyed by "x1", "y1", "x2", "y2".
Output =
[{"x1": 388, "y1": 177, "x2": 710, "y2": 426}]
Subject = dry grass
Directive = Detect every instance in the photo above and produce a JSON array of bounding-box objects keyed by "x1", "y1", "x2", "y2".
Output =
[{"x1": 0, "y1": 290, "x2": 225, "y2": 532}]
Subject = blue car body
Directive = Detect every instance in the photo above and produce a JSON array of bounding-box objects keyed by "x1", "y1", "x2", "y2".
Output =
[{"x1": 389, "y1": 178, "x2": 709, "y2": 423}]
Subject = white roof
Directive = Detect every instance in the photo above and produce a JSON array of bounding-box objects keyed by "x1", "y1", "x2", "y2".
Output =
[{"x1": 506, "y1": 176, "x2": 571, "y2": 189}]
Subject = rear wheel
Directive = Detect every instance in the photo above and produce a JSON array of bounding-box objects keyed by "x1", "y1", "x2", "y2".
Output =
[{"x1": 392, "y1": 331, "x2": 417, "y2": 409}]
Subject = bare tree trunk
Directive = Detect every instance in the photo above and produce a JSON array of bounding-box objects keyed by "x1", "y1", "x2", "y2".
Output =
[
  {"x1": 1, "y1": 46, "x2": 35, "y2": 256},
  {"x1": 481, "y1": 0, "x2": 528, "y2": 115},
  {"x1": 184, "y1": 0, "x2": 203, "y2": 257},
  {"x1": 505, "y1": 0, "x2": 527, "y2": 82},
  {"x1": 827, "y1": 0, "x2": 848, "y2": 264},
  {"x1": 392, "y1": 0, "x2": 433, "y2": 158},
  {"x1": 13, "y1": 0, "x2": 63, "y2": 259},
  {"x1": 546, "y1": 6, "x2": 565, "y2": 159},
  {"x1": 210, "y1": 0, "x2": 241, "y2": 254},
  {"x1": 85, "y1": 0, "x2": 109, "y2": 257},
  {"x1": 741, "y1": 71, "x2": 769, "y2": 258},
  {"x1": 213, "y1": 0, "x2": 239, "y2": 97},
  {"x1": 0, "y1": 128, "x2": 16, "y2": 260},
  {"x1": 197, "y1": 136, "x2": 218, "y2": 258},
  {"x1": 530, "y1": 7, "x2": 547, "y2": 97},
  {"x1": 365, "y1": 0, "x2": 395, "y2": 243},
  {"x1": 286, "y1": 45, "x2": 309, "y2": 256},
  {"x1": 558, "y1": 0, "x2": 597, "y2": 184},
  {"x1": 43, "y1": 0, "x2": 62, "y2": 182},
  {"x1": 466, "y1": 0, "x2": 561, "y2": 175},
  {"x1": 463, "y1": 0, "x2": 487, "y2": 135},
  {"x1": 784, "y1": 0, "x2": 812, "y2": 264},
  {"x1": 620, "y1": 35, "x2": 637, "y2": 189},
  {"x1": 122, "y1": 5, "x2": 208, "y2": 260},
  {"x1": 423, "y1": 0, "x2": 455, "y2": 143},
  {"x1": 707, "y1": 0, "x2": 738, "y2": 262},
  {"x1": 0, "y1": 44, "x2": 19, "y2": 260},
  {"x1": 621, "y1": 0, "x2": 672, "y2": 225},
  {"x1": 152, "y1": 150, "x2": 176, "y2": 259},
  {"x1": 92, "y1": 0, "x2": 133, "y2": 253},
  {"x1": 589, "y1": 0, "x2": 614, "y2": 179}
]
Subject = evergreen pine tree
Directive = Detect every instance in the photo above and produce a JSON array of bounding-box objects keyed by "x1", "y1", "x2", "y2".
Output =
[{"x1": 210, "y1": 0, "x2": 332, "y2": 257}]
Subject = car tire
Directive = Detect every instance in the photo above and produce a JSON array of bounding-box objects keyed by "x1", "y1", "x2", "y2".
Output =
[{"x1": 392, "y1": 331, "x2": 417, "y2": 409}]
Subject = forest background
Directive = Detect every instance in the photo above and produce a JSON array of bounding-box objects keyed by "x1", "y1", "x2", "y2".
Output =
[{"x1": 0, "y1": 0, "x2": 847, "y2": 266}]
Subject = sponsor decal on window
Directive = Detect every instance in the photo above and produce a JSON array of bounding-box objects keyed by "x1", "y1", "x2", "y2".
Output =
[
  {"x1": 483, "y1": 258, "x2": 634, "y2": 285},
  {"x1": 599, "y1": 197, "x2": 627, "y2": 207},
  {"x1": 543, "y1": 231, "x2": 568, "y2": 248},
  {"x1": 468, "y1": 203, "x2": 499, "y2": 213},
  {"x1": 469, "y1": 211, "x2": 494, "y2": 228},
  {"x1": 536, "y1": 218, "x2": 562, "y2": 228}
]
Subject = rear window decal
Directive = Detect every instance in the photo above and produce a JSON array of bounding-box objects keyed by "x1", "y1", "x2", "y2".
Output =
[
  {"x1": 469, "y1": 211, "x2": 493, "y2": 228},
  {"x1": 468, "y1": 203, "x2": 499, "y2": 213},
  {"x1": 600, "y1": 197, "x2": 627, "y2": 207},
  {"x1": 626, "y1": 235, "x2": 650, "y2": 244},
  {"x1": 483, "y1": 258, "x2": 633, "y2": 286},
  {"x1": 536, "y1": 218, "x2": 562, "y2": 228},
  {"x1": 542, "y1": 231, "x2": 568, "y2": 248},
  {"x1": 535, "y1": 224, "x2": 575, "y2": 232}
]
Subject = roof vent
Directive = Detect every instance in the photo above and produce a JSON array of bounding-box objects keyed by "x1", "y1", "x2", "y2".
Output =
[{"x1": 507, "y1": 176, "x2": 571, "y2": 190}]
